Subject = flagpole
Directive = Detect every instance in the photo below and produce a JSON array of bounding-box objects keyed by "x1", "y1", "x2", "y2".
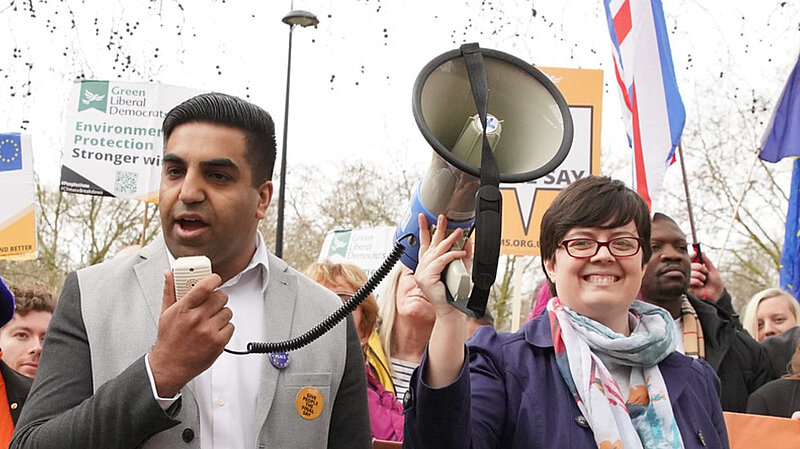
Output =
[
  {"x1": 677, "y1": 141, "x2": 700, "y2": 244},
  {"x1": 140, "y1": 202, "x2": 149, "y2": 247},
  {"x1": 717, "y1": 150, "x2": 761, "y2": 270},
  {"x1": 510, "y1": 257, "x2": 524, "y2": 332}
]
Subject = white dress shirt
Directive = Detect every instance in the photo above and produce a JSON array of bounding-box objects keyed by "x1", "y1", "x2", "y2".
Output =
[
  {"x1": 673, "y1": 317, "x2": 685, "y2": 355},
  {"x1": 146, "y1": 232, "x2": 269, "y2": 449}
]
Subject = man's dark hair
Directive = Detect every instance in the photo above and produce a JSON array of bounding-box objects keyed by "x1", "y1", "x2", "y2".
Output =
[
  {"x1": 162, "y1": 92, "x2": 277, "y2": 186},
  {"x1": 652, "y1": 212, "x2": 680, "y2": 228},
  {"x1": 540, "y1": 176, "x2": 652, "y2": 265}
]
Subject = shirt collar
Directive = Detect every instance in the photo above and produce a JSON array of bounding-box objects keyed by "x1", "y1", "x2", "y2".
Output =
[{"x1": 166, "y1": 231, "x2": 270, "y2": 293}]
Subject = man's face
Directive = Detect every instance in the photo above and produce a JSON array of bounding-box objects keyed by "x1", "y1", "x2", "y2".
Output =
[
  {"x1": 0, "y1": 310, "x2": 52, "y2": 378},
  {"x1": 159, "y1": 122, "x2": 272, "y2": 281},
  {"x1": 640, "y1": 219, "x2": 691, "y2": 300}
]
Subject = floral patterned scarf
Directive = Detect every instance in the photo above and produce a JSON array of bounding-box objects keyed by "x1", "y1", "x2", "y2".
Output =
[{"x1": 547, "y1": 298, "x2": 684, "y2": 449}]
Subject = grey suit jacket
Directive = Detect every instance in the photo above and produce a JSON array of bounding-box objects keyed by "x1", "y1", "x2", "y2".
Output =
[{"x1": 11, "y1": 236, "x2": 370, "y2": 449}]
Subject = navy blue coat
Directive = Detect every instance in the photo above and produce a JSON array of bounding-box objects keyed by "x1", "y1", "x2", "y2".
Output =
[{"x1": 403, "y1": 312, "x2": 730, "y2": 449}]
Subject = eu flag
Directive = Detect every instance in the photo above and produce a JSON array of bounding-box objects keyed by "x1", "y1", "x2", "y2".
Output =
[
  {"x1": 781, "y1": 159, "x2": 800, "y2": 296},
  {"x1": 0, "y1": 133, "x2": 23, "y2": 172},
  {"x1": 760, "y1": 53, "x2": 800, "y2": 301},
  {"x1": 760, "y1": 53, "x2": 800, "y2": 162}
]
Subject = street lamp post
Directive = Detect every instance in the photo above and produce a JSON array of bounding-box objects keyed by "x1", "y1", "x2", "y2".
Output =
[{"x1": 275, "y1": 9, "x2": 319, "y2": 259}]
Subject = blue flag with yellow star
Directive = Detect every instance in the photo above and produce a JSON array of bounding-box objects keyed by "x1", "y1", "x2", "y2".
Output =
[
  {"x1": 0, "y1": 132, "x2": 36, "y2": 260},
  {"x1": 759, "y1": 53, "x2": 800, "y2": 300},
  {"x1": 780, "y1": 159, "x2": 800, "y2": 297},
  {"x1": 0, "y1": 133, "x2": 23, "y2": 172}
]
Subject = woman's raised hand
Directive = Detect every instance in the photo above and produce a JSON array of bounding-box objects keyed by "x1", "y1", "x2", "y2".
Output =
[
  {"x1": 414, "y1": 213, "x2": 470, "y2": 388},
  {"x1": 413, "y1": 213, "x2": 468, "y2": 318}
]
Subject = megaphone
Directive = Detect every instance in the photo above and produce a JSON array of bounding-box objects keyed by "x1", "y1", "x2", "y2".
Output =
[{"x1": 395, "y1": 43, "x2": 573, "y2": 317}]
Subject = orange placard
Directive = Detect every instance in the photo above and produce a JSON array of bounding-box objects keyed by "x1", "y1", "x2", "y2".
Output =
[
  {"x1": 537, "y1": 66, "x2": 604, "y2": 178},
  {"x1": 500, "y1": 67, "x2": 603, "y2": 257},
  {"x1": 499, "y1": 188, "x2": 560, "y2": 256},
  {"x1": 723, "y1": 412, "x2": 800, "y2": 448},
  {"x1": 0, "y1": 205, "x2": 36, "y2": 259},
  {"x1": 0, "y1": 133, "x2": 37, "y2": 261}
]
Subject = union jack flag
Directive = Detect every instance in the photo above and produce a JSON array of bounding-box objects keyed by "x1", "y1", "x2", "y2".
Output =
[{"x1": 603, "y1": 0, "x2": 685, "y2": 208}]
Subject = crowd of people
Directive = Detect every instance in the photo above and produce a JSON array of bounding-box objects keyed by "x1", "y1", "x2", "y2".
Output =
[{"x1": 0, "y1": 92, "x2": 799, "y2": 448}]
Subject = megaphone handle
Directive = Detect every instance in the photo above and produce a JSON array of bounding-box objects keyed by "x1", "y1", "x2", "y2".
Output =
[{"x1": 444, "y1": 259, "x2": 472, "y2": 302}]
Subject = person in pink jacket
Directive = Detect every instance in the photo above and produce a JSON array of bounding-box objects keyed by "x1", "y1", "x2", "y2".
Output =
[{"x1": 306, "y1": 261, "x2": 404, "y2": 442}]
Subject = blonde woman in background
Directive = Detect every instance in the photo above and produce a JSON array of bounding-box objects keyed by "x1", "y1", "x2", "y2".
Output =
[
  {"x1": 742, "y1": 288, "x2": 800, "y2": 342},
  {"x1": 376, "y1": 265, "x2": 436, "y2": 401}
]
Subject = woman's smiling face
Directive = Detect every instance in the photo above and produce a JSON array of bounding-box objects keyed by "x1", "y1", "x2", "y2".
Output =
[{"x1": 544, "y1": 221, "x2": 645, "y2": 332}]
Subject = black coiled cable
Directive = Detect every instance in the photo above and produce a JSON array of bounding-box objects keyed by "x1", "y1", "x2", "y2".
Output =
[{"x1": 224, "y1": 234, "x2": 411, "y2": 355}]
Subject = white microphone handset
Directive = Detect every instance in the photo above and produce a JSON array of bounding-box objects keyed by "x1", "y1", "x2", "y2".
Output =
[{"x1": 173, "y1": 255, "x2": 212, "y2": 299}]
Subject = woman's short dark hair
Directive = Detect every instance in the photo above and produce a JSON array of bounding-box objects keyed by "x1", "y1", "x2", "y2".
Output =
[
  {"x1": 162, "y1": 92, "x2": 277, "y2": 186},
  {"x1": 540, "y1": 176, "x2": 652, "y2": 266}
]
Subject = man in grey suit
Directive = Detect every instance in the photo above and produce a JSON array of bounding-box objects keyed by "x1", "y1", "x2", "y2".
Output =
[{"x1": 11, "y1": 93, "x2": 371, "y2": 448}]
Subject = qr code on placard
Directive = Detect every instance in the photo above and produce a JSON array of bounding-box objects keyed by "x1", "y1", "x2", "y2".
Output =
[{"x1": 115, "y1": 171, "x2": 138, "y2": 194}]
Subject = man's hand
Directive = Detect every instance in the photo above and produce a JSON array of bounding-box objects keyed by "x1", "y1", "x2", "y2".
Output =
[
  {"x1": 148, "y1": 270, "x2": 234, "y2": 397},
  {"x1": 688, "y1": 252, "x2": 724, "y2": 303}
]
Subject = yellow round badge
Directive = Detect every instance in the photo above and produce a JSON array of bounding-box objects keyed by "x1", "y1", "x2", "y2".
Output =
[{"x1": 295, "y1": 386, "x2": 324, "y2": 420}]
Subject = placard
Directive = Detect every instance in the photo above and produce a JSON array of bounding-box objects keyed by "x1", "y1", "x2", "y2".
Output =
[
  {"x1": 318, "y1": 226, "x2": 397, "y2": 277},
  {"x1": 500, "y1": 67, "x2": 603, "y2": 256},
  {"x1": 60, "y1": 80, "x2": 202, "y2": 201},
  {"x1": 0, "y1": 133, "x2": 36, "y2": 260}
]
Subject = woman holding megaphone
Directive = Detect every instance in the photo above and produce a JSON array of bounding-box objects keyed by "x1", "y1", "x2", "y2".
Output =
[{"x1": 403, "y1": 176, "x2": 729, "y2": 449}]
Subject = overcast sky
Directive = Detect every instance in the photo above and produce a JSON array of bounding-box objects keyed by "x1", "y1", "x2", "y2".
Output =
[{"x1": 2, "y1": 0, "x2": 798, "y2": 213}]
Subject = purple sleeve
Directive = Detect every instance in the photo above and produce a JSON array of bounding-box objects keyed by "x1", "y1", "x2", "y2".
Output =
[{"x1": 403, "y1": 330, "x2": 509, "y2": 449}]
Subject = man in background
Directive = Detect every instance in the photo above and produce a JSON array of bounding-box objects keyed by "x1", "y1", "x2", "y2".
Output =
[
  {"x1": 639, "y1": 213, "x2": 771, "y2": 412},
  {"x1": 0, "y1": 283, "x2": 56, "y2": 378},
  {"x1": 0, "y1": 277, "x2": 34, "y2": 446}
]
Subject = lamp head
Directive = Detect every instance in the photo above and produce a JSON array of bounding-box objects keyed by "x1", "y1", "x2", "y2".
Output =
[{"x1": 282, "y1": 10, "x2": 319, "y2": 28}]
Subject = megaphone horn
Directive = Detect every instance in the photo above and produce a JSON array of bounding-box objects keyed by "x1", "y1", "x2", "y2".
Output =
[{"x1": 396, "y1": 43, "x2": 574, "y2": 317}]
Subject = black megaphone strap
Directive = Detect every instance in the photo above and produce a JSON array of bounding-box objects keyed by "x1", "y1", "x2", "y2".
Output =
[{"x1": 459, "y1": 43, "x2": 502, "y2": 318}]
